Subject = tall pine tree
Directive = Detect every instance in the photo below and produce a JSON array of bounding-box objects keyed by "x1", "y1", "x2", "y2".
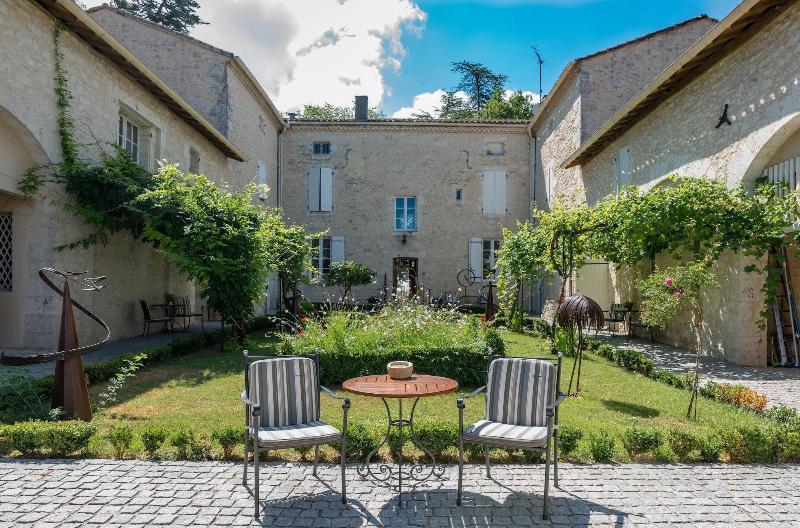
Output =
[{"x1": 111, "y1": 0, "x2": 207, "y2": 33}]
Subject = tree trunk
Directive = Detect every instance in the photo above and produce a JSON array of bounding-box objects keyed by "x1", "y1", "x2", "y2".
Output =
[{"x1": 686, "y1": 306, "x2": 703, "y2": 419}]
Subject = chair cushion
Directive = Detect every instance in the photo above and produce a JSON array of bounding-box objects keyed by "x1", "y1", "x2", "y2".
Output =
[
  {"x1": 249, "y1": 357, "x2": 319, "y2": 427},
  {"x1": 486, "y1": 358, "x2": 554, "y2": 427},
  {"x1": 254, "y1": 421, "x2": 341, "y2": 449},
  {"x1": 463, "y1": 420, "x2": 549, "y2": 448}
]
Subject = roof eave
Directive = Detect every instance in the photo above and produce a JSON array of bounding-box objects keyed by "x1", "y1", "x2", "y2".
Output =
[{"x1": 39, "y1": 0, "x2": 247, "y2": 162}]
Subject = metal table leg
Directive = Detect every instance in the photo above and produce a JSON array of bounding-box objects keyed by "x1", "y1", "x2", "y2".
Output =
[{"x1": 357, "y1": 397, "x2": 446, "y2": 505}]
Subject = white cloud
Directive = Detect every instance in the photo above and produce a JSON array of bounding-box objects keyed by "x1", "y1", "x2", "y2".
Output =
[
  {"x1": 392, "y1": 89, "x2": 540, "y2": 118},
  {"x1": 391, "y1": 89, "x2": 447, "y2": 118},
  {"x1": 85, "y1": 0, "x2": 426, "y2": 113}
]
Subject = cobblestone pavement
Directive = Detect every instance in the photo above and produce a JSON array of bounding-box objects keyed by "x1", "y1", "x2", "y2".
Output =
[
  {"x1": 596, "y1": 332, "x2": 800, "y2": 411},
  {"x1": 1, "y1": 460, "x2": 799, "y2": 527}
]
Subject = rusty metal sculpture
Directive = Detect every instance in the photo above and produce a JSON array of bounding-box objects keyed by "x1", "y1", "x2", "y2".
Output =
[
  {"x1": 557, "y1": 294, "x2": 604, "y2": 396},
  {"x1": 0, "y1": 268, "x2": 110, "y2": 421}
]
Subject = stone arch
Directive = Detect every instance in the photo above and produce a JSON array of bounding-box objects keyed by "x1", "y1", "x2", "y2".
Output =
[
  {"x1": 0, "y1": 104, "x2": 50, "y2": 348},
  {"x1": 741, "y1": 111, "x2": 800, "y2": 189}
]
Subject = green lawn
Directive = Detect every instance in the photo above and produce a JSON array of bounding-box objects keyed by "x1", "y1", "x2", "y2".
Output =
[{"x1": 90, "y1": 330, "x2": 767, "y2": 462}]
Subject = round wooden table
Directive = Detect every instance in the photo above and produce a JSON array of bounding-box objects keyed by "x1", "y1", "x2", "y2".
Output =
[{"x1": 343, "y1": 374, "x2": 459, "y2": 504}]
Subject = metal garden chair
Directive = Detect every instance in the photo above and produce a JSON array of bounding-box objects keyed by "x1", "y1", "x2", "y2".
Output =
[
  {"x1": 456, "y1": 354, "x2": 564, "y2": 520},
  {"x1": 241, "y1": 351, "x2": 350, "y2": 518}
]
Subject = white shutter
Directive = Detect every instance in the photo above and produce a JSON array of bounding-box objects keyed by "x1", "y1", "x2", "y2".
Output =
[
  {"x1": 495, "y1": 169, "x2": 507, "y2": 215},
  {"x1": 308, "y1": 167, "x2": 321, "y2": 211},
  {"x1": 469, "y1": 237, "x2": 483, "y2": 280},
  {"x1": 257, "y1": 161, "x2": 267, "y2": 185},
  {"x1": 320, "y1": 167, "x2": 333, "y2": 212},
  {"x1": 331, "y1": 236, "x2": 344, "y2": 263},
  {"x1": 617, "y1": 146, "x2": 630, "y2": 191},
  {"x1": 482, "y1": 170, "x2": 495, "y2": 215}
]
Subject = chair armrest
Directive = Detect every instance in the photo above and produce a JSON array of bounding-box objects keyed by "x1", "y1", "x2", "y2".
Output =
[
  {"x1": 240, "y1": 390, "x2": 260, "y2": 417},
  {"x1": 546, "y1": 393, "x2": 566, "y2": 417},
  {"x1": 457, "y1": 386, "x2": 486, "y2": 408},
  {"x1": 321, "y1": 386, "x2": 351, "y2": 409}
]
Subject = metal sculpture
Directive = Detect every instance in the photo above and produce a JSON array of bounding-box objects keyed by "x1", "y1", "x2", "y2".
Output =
[
  {"x1": 557, "y1": 294, "x2": 603, "y2": 395},
  {"x1": 0, "y1": 268, "x2": 110, "y2": 421}
]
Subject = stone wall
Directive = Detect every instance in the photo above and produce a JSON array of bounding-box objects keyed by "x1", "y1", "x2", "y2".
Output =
[
  {"x1": 0, "y1": 0, "x2": 230, "y2": 348},
  {"x1": 577, "y1": 2, "x2": 800, "y2": 365},
  {"x1": 281, "y1": 122, "x2": 530, "y2": 303}
]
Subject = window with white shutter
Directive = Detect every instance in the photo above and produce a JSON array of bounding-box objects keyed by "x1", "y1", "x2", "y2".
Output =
[
  {"x1": 118, "y1": 111, "x2": 154, "y2": 170},
  {"x1": 257, "y1": 161, "x2": 267, "y2": 200},
  {"x1": 482, "y1": 169, "x2": 507, "y2": 216},
  {"x1": 331, "y1": 236, "x2": 344, "y2": 264},
  {"x1": 468, "y1": 237, "x2": 482, "y2": 280},
  {"x1": 308, "y1": 167, "x2": 333, "y2": 212},
  {"x1": 615, "y1": 146, "x2": 630, "y2": 194},
  {"x1": 310, "y1": 237, "x2": 332, "y2": 276},
  {"x1": 482, "y1": 239, "x2": 501, "y2": 279}
]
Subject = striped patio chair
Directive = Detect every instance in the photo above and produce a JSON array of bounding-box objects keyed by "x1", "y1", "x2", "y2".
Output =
[
  {"x1": 456, "y1": 354, "x2": 564, "y2": 520},
  {"x1": 241, "y1": 352, "x2": 350, "y2": 518}
]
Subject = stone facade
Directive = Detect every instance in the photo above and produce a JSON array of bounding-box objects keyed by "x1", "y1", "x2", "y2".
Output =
[
  {"x1": 0, "y1": 0, "x2": 236, "y2": 348},
  {"x1": 281, "y1": 121, "x2": 531, "y2": 303},
  {"x1": 574, "y1": 2, "x2": 800, "y2": 366},
  {"x1": 531, "y1": 16, "x2": 717, "y2": 214}
]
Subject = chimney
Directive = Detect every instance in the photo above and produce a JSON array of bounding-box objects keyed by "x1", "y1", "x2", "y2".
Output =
[
  {"x1": 287, "y1": 112, "x2": 297, "y2": 121},
  {"x1": 354, "y1": 96, "x2": 368, "y2": 122}
]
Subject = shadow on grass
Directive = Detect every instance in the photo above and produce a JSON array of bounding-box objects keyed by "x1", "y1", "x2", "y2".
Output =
[
  {"x1": 89, "y1": 334, "x2": 282, "y2": 408},
  {"x1": 601, "y1": 399, "x2": 659, "y2": 418}
]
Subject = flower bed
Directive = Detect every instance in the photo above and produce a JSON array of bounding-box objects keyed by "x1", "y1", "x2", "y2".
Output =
[{"x1": 279, "y1": 305, "x2": 505, "y2": 386}]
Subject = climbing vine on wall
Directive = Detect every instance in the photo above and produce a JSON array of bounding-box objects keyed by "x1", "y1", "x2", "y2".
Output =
[{"x1": 18, "y1": 24, "x2": 310, "y2": 338}]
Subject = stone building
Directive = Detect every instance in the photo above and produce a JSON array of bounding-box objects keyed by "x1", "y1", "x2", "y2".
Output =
[
  {"x1": 562, "y1": 0, "x2": 800, "y2": 366},
  {"x1": 281, "y1": 111, "x2": 530, "y2": 304},
  {"x1": 0, "y1": 0, "x2": 245, "y2": 349},
  {"x1": 529, "y1": 16, "x2": 717, "y2": 311}
]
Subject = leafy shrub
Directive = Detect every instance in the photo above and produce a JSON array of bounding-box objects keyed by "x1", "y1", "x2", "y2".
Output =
[
  {"x1": 47, "y1": 421, "x2": 98, "y2": 457},
  {"x1": 345, "y1": 422, "x2": 378, "y2": 461},
  {"x1": 699, "y1": 435, "x2": 721, "y2": 462},
  {"x1": 105, "y1": 425, "x2": 134, "y2": 459},
  {"x1": 0, "y1": 373, "x2": 52, "y2": 422},
  {"x1": 588, "y1": 432, "x2": 615, "y2": 463},
  {"x1": 0, "y1": 428, "x2": 10, "y2": 457},
  {"x1": 522, "y1": 450, "x2": 545, "y2": 463},
  {"x1": 171, "y1": 430, "x2": 206, "y2": 460},
  {"x1": 280, "y1": 305, "x2": 503, "y2": 385},
  {"x1": 766, "y1": 405, "x2": 799, "y2": 424},
  {"x1": 721, "y1": 425, "x2": 774, "y2": 463},
  {"x1": 776, "y1": 429, "x2": 800, "y2": 463},
  {"x1": 212, "y1": 426, "x2": 242, "y2": 459},
  {"x1": 96, "y1": 353, "x2": 147, "y2": 410},
  {"x1": 141, "y1": 426, "x2": 168, "y2": 458},
  {"x1": 558, "y1": 425, "x2": 583, "y2": 456},
  {"x1": 716, "y1": 384, "x2": 767, "y2": 413},
  {"x1": 622, "y1": 426, "x2": 662, "y2": 457},
  {"x1": 413, "y1": 421, "x2": 458, "y2": 458},
  {"x1": 668, "y1": 428, "x2": 699, "y2": 461},
  {"x1": 4, "y1": 420, "x2": 96, "y2": 456},
  {"x1": 484, "y1": 328, "x2": 506, "y2": 356},
  {"x1": 323, "y1": 261, "x2": 376, "y2": 301}
]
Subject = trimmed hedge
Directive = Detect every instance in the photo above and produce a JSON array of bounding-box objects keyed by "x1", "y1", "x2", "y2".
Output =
[{"x1": 0, "y1": 420, "x2": 96, "y2": 456}]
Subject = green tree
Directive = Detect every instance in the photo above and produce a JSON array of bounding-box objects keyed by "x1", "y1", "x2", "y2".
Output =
[
  {"x1": 451, "y1": 60, "x2": 508, "y2": 110},
  {"x1": 299, "y1": 103, "x2": 385, "y2": 120},
  {"x1": 476, "y1": 89, "x2": 536, "y2": 120},
  {"x1": 324, "y1": 261, "x2": 376, "y2": 302},
  {"x1": 496, "y1": 222, "x2": 548, "y2": 330},
  {"x1": 435, "y1": 91, "x2": 475, "y2": 120},
  {"x1": 111, "y1": 0, "x2": 206, "y2": 33}
]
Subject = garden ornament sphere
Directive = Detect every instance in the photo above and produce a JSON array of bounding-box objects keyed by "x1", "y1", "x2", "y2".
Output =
[{"x1": 557, "y1": 294, "x2": 604, "y2": 330}]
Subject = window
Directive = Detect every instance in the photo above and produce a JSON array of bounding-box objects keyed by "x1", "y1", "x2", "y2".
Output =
[
  {"x1": 308, "y1": 167, "x2": 333, "y2": 211},
  {"x1": 615, "y1": 146, "x2": 631, "y2": 194},
  {"x1": 311, "y1": 237, "x2": 332, "y2": 276},
  {"x1": 189, "y1": 147, "x2": 201, "y2": 174},
  {"x1": 0, "y1": 213, "x2": 11, "y2": 291},
  {"x1": 546, "y1": 164, "x2": 554, "y2": 204},
  {"x1": 482, "y1": 240, "x2": 501, "y2": 279},
  {"x1": 313, "y1": 142, "x2": 331, "y2": 155},
  {"x1": 118, "y1": 114, "x2": 140, "y2": 163},
  {"x1": 310, "y1": 236, "x2": 344, "y2": 277},
  {"x1": 482, "y1": 168, "x2": 507, "y2": 216},
  {"x1": 455, "y1": 189, "x2": 463, "y2": 203},
  {"x1": 486, "y1": 142, "x2": 505, "y2": 156},
  {"x1": 257, "y1": 161, "x2": 267, "y2": 199},
  {"x1": 395, "y1": 197, "x2": 417, "y2": 231}
]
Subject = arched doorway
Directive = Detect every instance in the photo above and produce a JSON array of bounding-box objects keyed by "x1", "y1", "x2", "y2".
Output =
[{"x1": 0, "y1": 105, "x2": 51, "y2": 348}]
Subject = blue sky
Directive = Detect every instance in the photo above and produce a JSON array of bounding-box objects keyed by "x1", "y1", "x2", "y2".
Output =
[{"x1": 382, "y1": 0, "x2": 740, "y2": 115}]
